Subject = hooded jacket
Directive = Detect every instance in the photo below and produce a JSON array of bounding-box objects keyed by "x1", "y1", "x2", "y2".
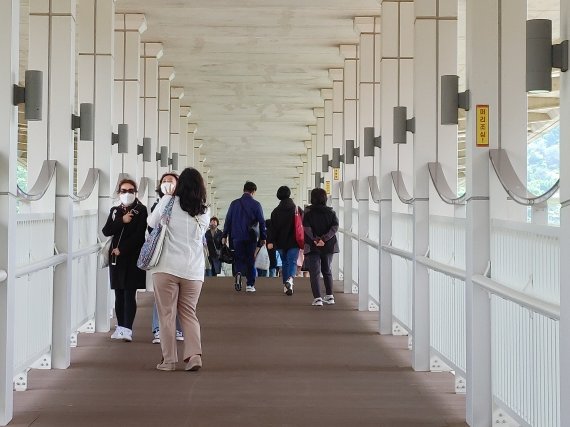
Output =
[{"x1": 267, "y1": 198, "x2": 301, "y2": 250}]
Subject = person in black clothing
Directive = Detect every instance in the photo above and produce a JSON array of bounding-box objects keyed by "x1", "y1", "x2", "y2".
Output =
[
  {"x1": 267, "y1": 186, "x2": 302, "y2": 296},
  {"x1": 302, "y1": 187, "x2": 339, "y2": 307},
  {"x1": 102, "y1": 179, "x2": 148, "y2": 341},
  {"x1": 205, "y1": 216, "x2": 223, "y2": 276}
]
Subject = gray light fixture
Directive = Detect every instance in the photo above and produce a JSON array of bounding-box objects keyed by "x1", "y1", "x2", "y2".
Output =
[
  {"x1": 111, "y1": 124, "x2": 128, "y2": 153},
  {"x1": 168, "y1": 152, "x2": 179, "y2": 170},
  {"x1": 363, "y1": 126, "x2": 381, "y2": 156},
  {"x1": 13, "y1": 70, "x2": 43, "y2": 121},
  {"x1": 331, "y1": 147, "x2": 343, "y2": 167},
  {"x1": 315, "y1": 172, "x2": 324, "y2": 188},
  {"x1": 156, "y1": 146, "x2": 168, "y2": 167},
  {"x1": 71, "y1": 103, "x2": 94, "y2": 141},
  {"x1": 137, "y1": 137, "x2": 151, "y2": 162},
  {"x1": 322, "y1": 154, "x2": 331, "y2": 172},
  {"x1": 527, "y1": 19, "x2": 569, "y2": 93},
  {"x1": 393, "y1": 106, "x2": 415, "y2": 144},
  {"x1": 441, "y1": 75, "x2": 470, "y2": 125},
  {"x1": 345, "y1": 140, "x2": 360, "y2": 164}
]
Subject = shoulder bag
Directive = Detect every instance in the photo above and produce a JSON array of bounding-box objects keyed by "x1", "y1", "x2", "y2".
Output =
[
  {"x1": 293, "y1": 206, "x2": 304, "y2": 249},
  {"x1": 137, "y1": 197, "x2": 175, "y2": 270}
]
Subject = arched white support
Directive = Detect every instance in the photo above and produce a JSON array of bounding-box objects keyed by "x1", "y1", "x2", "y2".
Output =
[
  {"x1": 428, "y1": 162, "x2": 466, "y2": 205},
  {"x1": 71, "y1": 168, "x2": 99, "y2": 202},
  {"x1": 489, "y1": 148, "x2": 559, "y2": 206},
  {"x1": 391, "y1": 170, "x2": 414, "y2": 204},
  {"x1": 137, "y1": 176, "x2": 150, "y2": 199},
  {"x1": 17, "y1": 160, "x2": 57, "y2": 202},
  {"x1": 368, "y1": 176, "x2": 381, "y2": 203}
]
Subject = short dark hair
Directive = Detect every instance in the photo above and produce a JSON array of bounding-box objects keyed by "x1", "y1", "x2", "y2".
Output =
[
  {"x1": 276, "y1": 186, "x2": 291, "y2": 200},
  {"x1": 210, "y1": 216, "x2": 219, "y2": 225},
  {"x1": 243, "y1": 181, "x2": 257, "y2": 193},
  {"x1": 310, "y1": 188, "x2": 328, "y2": 206},
  {"x1": 117, "y1": 179, "x2": 137, "y2": 194}
]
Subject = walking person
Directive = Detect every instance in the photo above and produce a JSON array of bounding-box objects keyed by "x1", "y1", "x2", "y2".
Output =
[
  {"x1": 148, "y1": 173, "x2": 184, "y2": 344},
  {"x1": 222, "y1": 181, "x2": 266, "y2": 293},
  {"x1": 147, "y1": 167, "x2": 210, "y2": 371},
  {"x1": 303, "y1": 188, "x2": 339, "y2": 307},
  {"x1": 266, "y1": 186, "x2": 301, "y2": 296},
  {"x1": 102, "y1": 179, "x2": 148, "y2": 342},
  {"x1": 205, "y1": 216, "x2": 223, "y2": 276}
]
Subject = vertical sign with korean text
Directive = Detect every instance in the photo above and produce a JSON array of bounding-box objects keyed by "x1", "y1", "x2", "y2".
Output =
[
  {"x1": 476, "y1": 105, "x2": 489, "y2": 147},
  {"x1": 333, "y1": 168, "x2": 341, "y2": 181},
  {"x1": 325, "y1": 180, "x2": 331, "y2": 195}
]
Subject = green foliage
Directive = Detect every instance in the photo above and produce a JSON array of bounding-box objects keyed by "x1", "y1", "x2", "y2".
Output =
[
  {"x1": 16, "y1": 162, "x2": 27, "y2": 191},
  {"x1": 527, "y1": 124, "x2": 560, "y2": 225}
]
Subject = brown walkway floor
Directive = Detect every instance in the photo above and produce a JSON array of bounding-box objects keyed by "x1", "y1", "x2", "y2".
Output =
[{"x1": 12, "y1": 277, "x2": 466, "y2": 427}]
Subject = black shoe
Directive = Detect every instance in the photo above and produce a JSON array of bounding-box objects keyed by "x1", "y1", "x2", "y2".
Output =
[{"x1": 234, "y1": 273, "x2": 242, "y2": 292}]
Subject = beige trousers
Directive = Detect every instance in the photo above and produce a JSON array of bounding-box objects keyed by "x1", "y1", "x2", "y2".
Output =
[{"x1": 152, "y1": 273, "x2": 203, "y2": 363}]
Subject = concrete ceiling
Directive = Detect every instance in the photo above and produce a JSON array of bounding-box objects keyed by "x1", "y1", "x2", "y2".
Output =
[{"x1": 115, "y1": 0, "x2": 381, "y2": 215}]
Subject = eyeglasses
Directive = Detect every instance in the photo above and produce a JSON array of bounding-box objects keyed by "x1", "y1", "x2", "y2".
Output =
[{"x1": 119, "y1": 189, "x2": 136, "y2": 194}]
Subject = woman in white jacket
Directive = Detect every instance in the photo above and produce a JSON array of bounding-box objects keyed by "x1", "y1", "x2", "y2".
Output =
[{"x1": 147, "y1": 167, "x2": 210, "y2": 371}]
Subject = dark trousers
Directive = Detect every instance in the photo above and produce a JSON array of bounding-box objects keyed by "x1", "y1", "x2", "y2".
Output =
[
  {"x1": 233, "y1": 239, "x2": 258, "y2": 286},
  {"x1": 114, "y1": 289, "x2": 137, "y2": 329},
  {"x1": 306, "y1": 252, "x2": 334, "y2": 298}
]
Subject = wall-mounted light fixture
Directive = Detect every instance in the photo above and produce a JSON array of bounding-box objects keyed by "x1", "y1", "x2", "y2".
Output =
[
  {"x1": 137, "y1": 137, "x2": 151, "y2": 162},
  {"x1": 332, "y1": 147, "x2": 343, "y2": 167},
  {"x1": 168, "y1": 152, "x2": 179, "y2": 170},
  {"x1": 13, "y1": 70, "x2": 43, "y2": 121},
  {"x1": 315, "y1": 172, "x2": 324, "y2": 188},
  {"x1": 527, "y1": 19, "x2": 568, "y2": 93},
  {"x1": 393, "y1": 106, "x2": 415, "y2": 144},
  {"x1": 71, "y1": 103, "x2": 94, "y2": 141},
  {"x1": 440, "y1": 75, "x2": 470, "y2": 125},
  {"x1": 345, "y1": 140, "x2": 360, "y2": 164},
  {"x1": 111, "y1": 124, "x2": 128, "y2": 153},
  {"x1": 156, "y1": 146, "x2": 168, "y2": 167},
  {"x1": 322, "y1": 154, "x2": 331, "y2": 172},
  {"x1": 363, "y1": 126, "x2": 381, "y2": 156}
]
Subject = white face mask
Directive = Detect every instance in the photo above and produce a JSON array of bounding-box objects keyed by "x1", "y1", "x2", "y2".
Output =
[
  {"x1": 160, "y1": 182, "x2": 175, "y2": 195},
  {"x1": 120, "y1": 193, "x2": 136, "y2": 206}
]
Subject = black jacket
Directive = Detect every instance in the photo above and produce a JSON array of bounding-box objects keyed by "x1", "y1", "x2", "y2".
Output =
[
  {"x1": 205, "y1": 227, "x2": 223, "y2": 259},
  {"x1": 302, "y1": 204, "x2": 339, "y2": 254},
  {"x1": 268, "y1": 198, "x2": 301, "y2": 250},
  {"x1": 102, "y1": 200, "x2": 147, "y2": 290}
]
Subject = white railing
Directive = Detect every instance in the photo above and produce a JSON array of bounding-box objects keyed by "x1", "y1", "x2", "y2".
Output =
[
  {"x1": 16, "y1": 213, "x2": 55, "y2": 267},
  {"x1": 392, "y1": 212, "x2": 413, "y2": 252},
  {"x1": 491, "y1": 219, "x2": 559, "y2": 303},
  {"x1": 392, "y1": 256, "x2": 412, "y2": 332},
  {"x1": 429, "y1": 215, "x2": 466, "y2": 269},
  {"x1": 13, "y1": 269, "x2": 53, "y2": 374},
  {"x1": 70, "y1": 209, "x2": 99, "y2": 332},
  {"x1": 429, "y1": 271, "x2": 466, "y2": 374},
  {"x1": 491, "y1": 295, "x2": 559, "y2": 427}
]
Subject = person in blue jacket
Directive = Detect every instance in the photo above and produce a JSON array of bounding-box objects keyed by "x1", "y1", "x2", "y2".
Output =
[{"x1": 222, "y1": 181, "x2": 266, "y2": 293}]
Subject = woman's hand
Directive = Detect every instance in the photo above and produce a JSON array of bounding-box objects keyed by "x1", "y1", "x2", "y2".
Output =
[
  {"x1": 111, "y1": 248, "x2": 121, "y2": 256},
  {"x1": 122, "y1": 211, "x2": 134, "y2": 224},
  {"x1": 315, "y1": 239, "x2": 325, "y2": 247}
]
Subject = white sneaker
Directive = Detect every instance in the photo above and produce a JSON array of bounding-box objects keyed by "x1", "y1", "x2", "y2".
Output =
[
  {"x1": 284, "y1": 278, "x2": 294, "y2": 296},
  {"x1": 176, "y1": 330, "x2": 184, "y2": 341},
  {"x1": 152, "y1": 331, "x2": 160, "y2": 344},
  {"x1": 312, "y1": 297, "x2": 323, "y2": 306},
  {"x1": 121, "y1": 328, "x2": 133, "y2": 342},
  {"x1": 246, "y1": 285, "x2": 256, "y2": 293},
  {"x1": 323, "y1": 295, "x2": 335, "y2": 305},
  {"x1": 111, "y1": 326, "x2": 123, "y2": 339}
]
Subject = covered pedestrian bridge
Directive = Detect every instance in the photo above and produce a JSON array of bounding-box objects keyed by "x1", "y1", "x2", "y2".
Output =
[{"x1": 0, "y1": 0, "x2": 568, "y2": 426}]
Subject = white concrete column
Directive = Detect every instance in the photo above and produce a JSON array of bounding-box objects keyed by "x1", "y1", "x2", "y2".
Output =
[
  {"x1": 341, "y1": 44, "x2": 358, "y2": 294},
  {"x1": 0, "y1": 2, "x2": 19, "y2": 423},
  {"x1": 140, "y1": 42, "x2": 163, "y2": 201},
  {"x1": 158, "y1": 66, "x2": 174, "y2": 176},
  {"x1": 492, "y1": 1, "x2": 528, "y2": 224},
  {"x1": 28, "y1": 0, "x2": 77, "y2": 369},
  {"x1": 193, "y1": 138, "x2": 203, "y2": 174},
  {"x1": 561, "y1": 1, "x2": 570, "y2": 424},
  {"x1": 187, "y1": 123, "x2": 197, "y2": 167},
  {"x1": 330, "y1": 68, "x2": 344, "y2": 280},
  {"x1": 113, "y1": 13, "x2": 146, "y2": 178},
  {"x1": 411, "y1": 0, "x2": 438, "y2": 372},
  {"x1": 314, "y1": 108, "x2": 325, "y2": 189},
  {"x1": 379, "y1": 2, "x2": 398, "y2": 334},
  {"x1": 77, "y1": 0, "x2": 116, "y2": 334},
  {"x1": 355, "y1": 17, "x2": 377, "y2": 311},
  {"x1": 465, "y1": 0, "x2": 497, "y2": 424},
  {"x1": 322, "y1": 88, "x2": 333, "y2": 192},
  {"x1": 169, "y1": 87, "x2": 183, "y2": 173},
  {"x1": 179, "y1": 106, "x2": 191, "y2": 170}
]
